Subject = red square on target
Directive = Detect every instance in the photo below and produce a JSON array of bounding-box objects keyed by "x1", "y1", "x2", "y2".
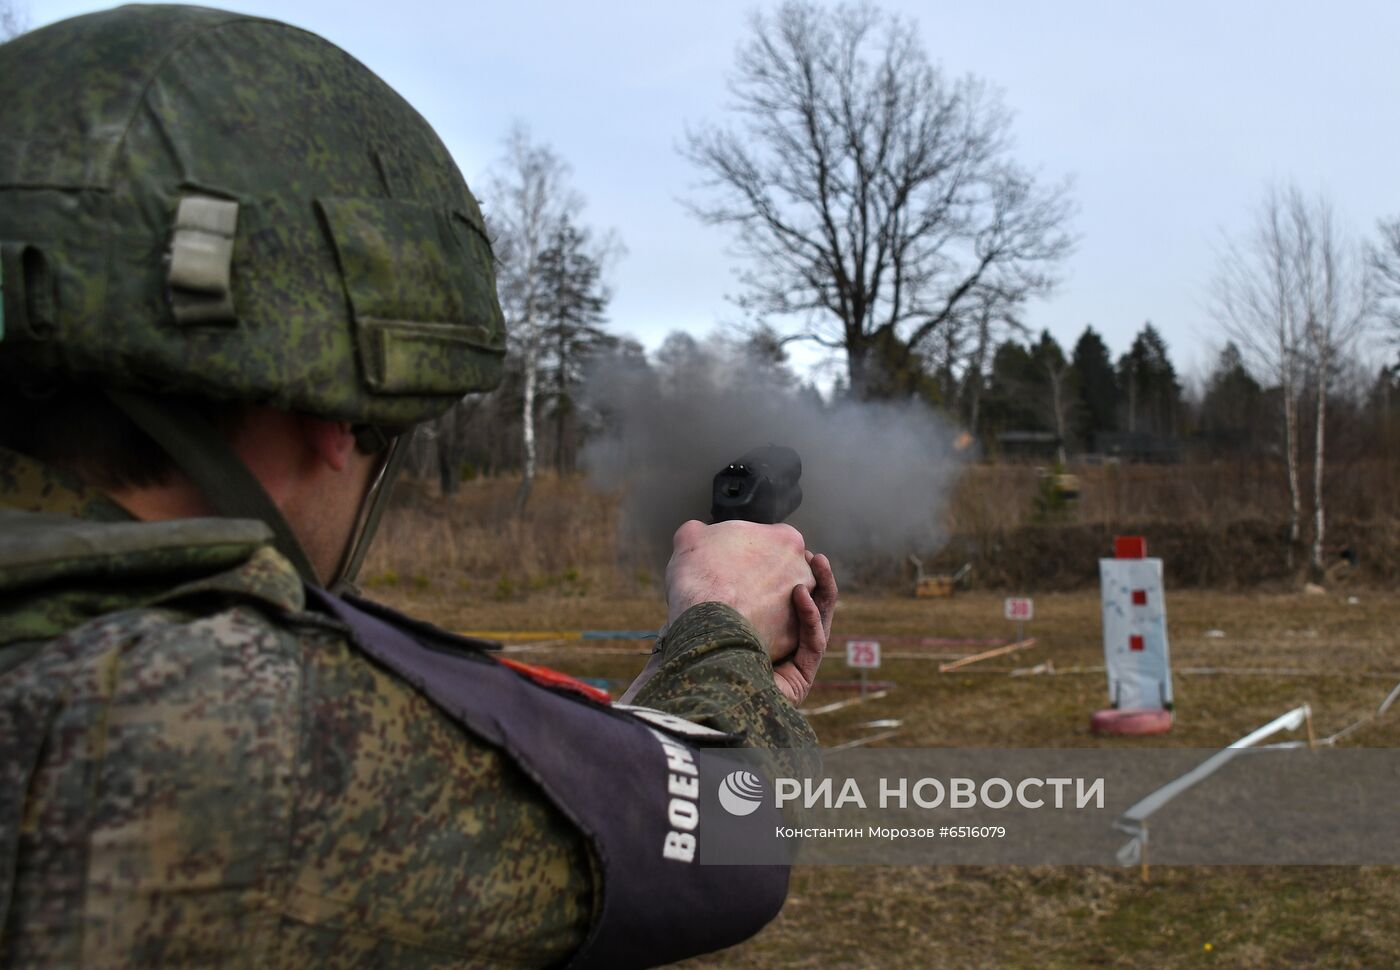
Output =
[
  {"x1": 1129, "y1": 635, "x2": 1145, "y2": 651},
  {"x1": 1132, "y1": 590, "x2": 1147, "y2": 606}
]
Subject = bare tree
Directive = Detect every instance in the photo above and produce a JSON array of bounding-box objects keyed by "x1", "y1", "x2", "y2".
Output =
[
  {"x1": 684, "y1": 1, "x2": 1073, "y2": 398},
  {"x1": 1213, "y1": 185, "x2": 1371, "y2": 572},
  {"x1": 1294, "y1": 195, "x2": 1372, "y2": 572},
  {"x1": 1369, "y1": 216, "x2": 1400, "y2": 344},
  {"x1": 483, "y1": 127, "x2": 578, "y2": 515},
  {"x1": 1028, "y1": 331, "x2": 1074, "y2": 464},
  {"x1": 1213, "y1": 187, "x2": 1307, "y2": 558},
  {"x1": 957, "y1": 293, "x2": 1026, "y2": 432},
  {"x1": 1, "y1": 0, "x2": 28, "y2": 40},
  {"x1": 1043, "y1": 357, "x2": 1072, "y2": 466}
]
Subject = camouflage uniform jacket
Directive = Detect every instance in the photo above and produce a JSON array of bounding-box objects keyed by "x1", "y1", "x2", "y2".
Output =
[{"x1": 0, "y1": 449, "x2": 817, "y2": 968}]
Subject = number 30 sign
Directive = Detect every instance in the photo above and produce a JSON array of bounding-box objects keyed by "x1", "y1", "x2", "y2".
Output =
[{"x1": 1004, "y1": 597, "x2": 1034, "y2": 621}]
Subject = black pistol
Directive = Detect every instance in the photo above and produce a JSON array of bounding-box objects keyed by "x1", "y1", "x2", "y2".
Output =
[{"x1": 711, "y1": 445, "x2": 803, "y2": 524}]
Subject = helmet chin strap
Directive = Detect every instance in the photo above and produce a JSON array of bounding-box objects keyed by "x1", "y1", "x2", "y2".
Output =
[
  {"x1": 106, "y1": 388, "x2": 322, "y2": 586},
  {"x1": 329, "y1": 433, "x2": 410, "y2": 595}
]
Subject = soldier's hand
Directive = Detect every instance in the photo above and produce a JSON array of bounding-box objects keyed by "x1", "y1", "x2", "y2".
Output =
[
  {"x1": 773, "y1": 550, "x2": 837, "y2": 705},
  {"x1": 665, "y1": 519, "x2": 815, "y2": 663}
]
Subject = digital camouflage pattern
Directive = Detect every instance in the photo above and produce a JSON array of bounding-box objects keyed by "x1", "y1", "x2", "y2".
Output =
[
  {"x1": 0, "y1": 6, "x2": 505, "y2": 426},
  {"x1": 0, "y1": 7, "x2": 819, "y2": 965},
  {"x1": 629, "y1": 606, "x2": 819, "y2": 746},
  {"x1": 0, "y1": 449, "x2": 130, "y2": 523},
  {"x1": 0, "y1": 449, "x2": 817, "y2": 967}
]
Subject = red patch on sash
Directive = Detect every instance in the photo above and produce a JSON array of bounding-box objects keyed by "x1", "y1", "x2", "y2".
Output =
[{"x1": 496, "y1": 656, "x2": 612, "y2": 704}]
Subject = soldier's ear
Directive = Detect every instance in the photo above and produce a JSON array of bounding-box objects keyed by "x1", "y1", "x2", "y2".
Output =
[{"x1": 300, "y1": 416, "x2": 357, "y2": 473}]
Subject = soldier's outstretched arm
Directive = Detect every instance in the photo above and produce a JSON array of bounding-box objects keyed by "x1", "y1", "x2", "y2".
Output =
[{"x1": 622, "y1": 520, "x2": 838, "y2": 748}]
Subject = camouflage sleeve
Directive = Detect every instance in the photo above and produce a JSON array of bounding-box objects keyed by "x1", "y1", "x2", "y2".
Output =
[{"x1": 629, "y1": 601, "x2": 818, "y2": 749}]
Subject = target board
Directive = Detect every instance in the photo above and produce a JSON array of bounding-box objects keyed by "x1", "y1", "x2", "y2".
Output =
[{"x1": 1099, "y1": 543, "x2": 1173, "y2": 711}]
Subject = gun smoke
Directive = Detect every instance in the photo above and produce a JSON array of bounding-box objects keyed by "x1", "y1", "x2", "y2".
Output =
[{"x1": 579, "y1": 335, "x2": 965, "y2": 570}]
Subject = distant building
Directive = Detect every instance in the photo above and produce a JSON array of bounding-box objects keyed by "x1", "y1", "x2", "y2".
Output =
[
  {"x1": 1182, "y1": 428, "x2": 1264, "y2": 461},
  {"x1": 994, "y1": 430, "x2": 1061, "y2": 461},
  {"x1": 1091, "y1": 431, "x2": 1180, "y2": 464}
]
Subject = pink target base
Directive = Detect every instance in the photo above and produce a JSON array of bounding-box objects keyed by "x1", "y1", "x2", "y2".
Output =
[{"x1": 1090, "y1": 707, "x2": 1173, "y2": 736}]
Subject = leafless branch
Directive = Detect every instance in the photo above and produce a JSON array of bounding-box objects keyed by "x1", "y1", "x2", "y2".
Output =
[{"x1": 683, "y1": 1, "x2": 1074, "y2": 397}]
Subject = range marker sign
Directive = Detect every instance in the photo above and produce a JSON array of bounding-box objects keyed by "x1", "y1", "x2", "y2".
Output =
[{"x1": 845, "y1": 640, "x2": 881, "y2": 669}]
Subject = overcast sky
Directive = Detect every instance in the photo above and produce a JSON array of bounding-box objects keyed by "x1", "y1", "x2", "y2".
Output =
[{"x1": 26, "y1": 0, "x2": 1400, "y2": 383}]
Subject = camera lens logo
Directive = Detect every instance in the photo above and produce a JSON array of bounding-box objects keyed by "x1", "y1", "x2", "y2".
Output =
[{"x1": 718, "y1": 770, "x2": 765, "y2": 816}]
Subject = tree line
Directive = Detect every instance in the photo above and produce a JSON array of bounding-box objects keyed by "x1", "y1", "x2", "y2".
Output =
[
  {"x1": 962, "y1": 321, "x2": 1396, "y2": 456},
  {"x1": 670, "y1": 1, "x2": 1400, "y2": 576},
  {"x1": 428, "y1": 0, "x2": 1400, "y2": 583},
  {"x1": 9, "y1": 0, "x2": 1397, "y2": 579}
]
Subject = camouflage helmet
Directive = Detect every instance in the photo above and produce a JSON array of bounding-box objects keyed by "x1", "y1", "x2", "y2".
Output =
[{"x1": 0, "y1": 4, "x2": 506, "y2": 426}]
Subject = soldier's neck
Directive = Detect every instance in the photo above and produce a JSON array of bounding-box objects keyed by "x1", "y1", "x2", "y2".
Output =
[{"x1": 108, "y1": 476, "x2": 215, "y2": 522}]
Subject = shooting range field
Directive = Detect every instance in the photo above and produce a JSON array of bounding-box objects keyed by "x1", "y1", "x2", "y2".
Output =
[{"x1": 371, "y1": 584, "x2": 1400, "y2": 969}]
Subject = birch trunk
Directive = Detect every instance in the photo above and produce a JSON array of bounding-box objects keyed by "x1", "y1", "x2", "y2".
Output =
[
  {"x1": 1212, "y1": 184, "x2": 1371, "y2": 577},
  {"x1": 1311, "y1": 366, "x2": 1327, "y2": 573},
  {"x1": 1049, "y1": 365, "x2": 1068, "y2": 465},
  {"x1": 487, "y1": 127, "x2": 575, "y2": 519},
  {"x1": 515, "y1": 292, "x2": 539, "y2": 516},
  {"x1": 1283, "y1": 378, "x2": 1301, "y2": 554}
]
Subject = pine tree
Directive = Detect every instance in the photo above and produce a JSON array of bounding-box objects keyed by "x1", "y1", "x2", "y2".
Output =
[
  {"x1": 536, "y1": 218, "x2": 615, "y2": 474},
  {"x1": 1116, "y1": 322, "x2": 1181, "y2": 437},
  {"x1": 980, "y1": 339, "x2": 1043, "y2": 442},
  {"x1": 1199, "y1": 342, "x2": 1264, "y2": 450},
  {"x1": 1071, "y1": 326, "x2": 1117, "y2": 446}
]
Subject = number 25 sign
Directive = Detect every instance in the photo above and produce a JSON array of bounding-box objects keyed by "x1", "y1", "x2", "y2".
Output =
[{"x1": 845, "y1": 640, "x2": 881, "y2": 669}]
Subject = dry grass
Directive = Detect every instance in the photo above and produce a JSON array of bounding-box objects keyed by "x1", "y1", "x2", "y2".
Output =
[
  {"x1": 361, "y1": 468, "x2": 1400, "y2": 966},
  {"x1": 378, "y1": 587, "x2": 1400, "y2": 749},
  {"x1": 366, "y1": 465, "x2": 1400, "y2": 594},
  {"x1": 947, "y1": 459, "x2": 1400, "y2": 532},
  {"x1": 367, "y1": 578, "x2": 1400, "y2": 969},
  {"x1": 938, "y1": 460, "x2": 1400, "y2": 589},
  {"x1": 363, "y1": 474, "x2": 652, "y2": 600}
]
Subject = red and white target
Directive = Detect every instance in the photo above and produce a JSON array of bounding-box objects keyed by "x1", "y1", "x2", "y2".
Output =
[{"x1": 1097, "y1": 536, "x2": 1173, "y2": 719}]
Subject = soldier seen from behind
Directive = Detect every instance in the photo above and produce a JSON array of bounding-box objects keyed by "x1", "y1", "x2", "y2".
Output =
[{"x1": 0, "y1": 7, "x2": 836, "y2": 967}]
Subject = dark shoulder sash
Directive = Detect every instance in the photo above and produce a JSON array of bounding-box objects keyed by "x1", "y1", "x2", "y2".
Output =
[{"x1": 302, "y1": 587, "x2": 788, "y2": 970}]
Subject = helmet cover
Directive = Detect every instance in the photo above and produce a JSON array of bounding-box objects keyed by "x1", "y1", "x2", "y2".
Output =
[{"x1": 0, "y1": 4, "x2": 506, "y2": 426}]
